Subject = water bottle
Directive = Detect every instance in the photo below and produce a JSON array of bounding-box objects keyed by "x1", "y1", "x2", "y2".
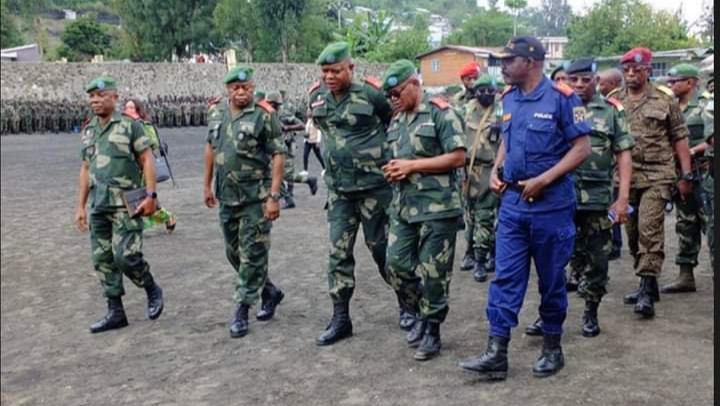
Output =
[{"x1": 608, "y1": 205, "x2": 635, "y2": 222}]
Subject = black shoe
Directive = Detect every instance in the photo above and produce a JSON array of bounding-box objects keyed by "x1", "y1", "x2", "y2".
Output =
[
  {"x1": 624, "y1": 277, "x2": 660, "y2": 304},
  {"x1": 485, "y1": 254, "x2": 495, "y2": 273},
  {"x1": 566, "y1": 269, "x2": 580, "y2": 292},
  {"x1": 634, "y1": 276, "x2": 656, "y2": 318},
  {"x1": 145, "y1": 282, "x2": 164, "y2": 320},
  {"x1": 406, "y1": 318, "x2": 427, "y2": 347},
  {"x1": 398, "y1": 307, "x2": 416, "y2": 331},
  {"x1": 472, "y1": 249, "x2": 488, "y2": 282},
  {"x1": 308, "y1": 177, "x2": 318, "y2": 195},
  {"x1": 316, "y1": 301, "x2": 353, "y2": 346},
  {"x1": 229, "y1": 304, "x2": 250, "y2": 338},
  {"x1": 525, "y1": 317, "x2": 543, "y2": 336},
  {"x1": 281, "y1": 197, "x2": 296, "y2": 209},
  {"x1": 608, "y1": 247, "x2": 621, "y2": 260},
  {"x1": 256, "y1": 285, "x2": 284, "y2": 321},
  {"x1": 582, "y1": 301, "x2": 600, "y2": 337},
  {"x1": 89, "y1": 297, "x2": 129, "y2": 334},
  {"x1": 414, "y1": 321, "x2": 441, "y2": 361},
  {"x1": 460, "y1": 250, "x2": 476, "y2": 271},
  {"x1": 533, "y1": 335, "x2": 564, "y2": 377},
  {"x1": 458, "y1": 335, "x2": 509, "y2": 380},
  {"x1": 456, "y1": 216, "x2": 466, "y2": 231}
]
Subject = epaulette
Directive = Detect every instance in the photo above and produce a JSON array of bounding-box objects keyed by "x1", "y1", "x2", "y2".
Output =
[
  {"x1": 257, "y1": 100, "x2": 276, "y2": 113},
  {"x1": 606, "y1": 97, "x2": 624, "y2": 112},
  {"x1": 430, "y1": 97, "x2": 450, "y2": 110},
  {"x1": 363, "y1": 76, "x2": 382, "y2": 90},
  {"x1": 308, "y1": 81, "x2": 322, "y2": 94},
  {"x1": 500, "y1": 85, "x2": 513, "y2": 98},
  {"x1": 207, "y1": 96, "x2": 222, "y2": 107},
  {"x1": 80, "y1": 117, "x2": 91, "y2": 131},
  {"x1": 552, "y1": 82, "x2": 575, "y2": 97},
  {"x1": 606, "y1": 88, "x2": 620, "y2": 98},
  {"x1": 656, "y1": 85, "x2": 674, "y2": 97}
]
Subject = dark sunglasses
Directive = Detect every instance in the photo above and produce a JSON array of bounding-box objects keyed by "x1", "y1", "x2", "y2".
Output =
[
  {"x1": 567, "y1": 75, "x2": 594, "y2": 84},
  {"x1": 385, "y1": 82, "x2": 409, "y2": 99},
  {"x1": 475, "y1": 87, "x2": 496, "y2": 95}
]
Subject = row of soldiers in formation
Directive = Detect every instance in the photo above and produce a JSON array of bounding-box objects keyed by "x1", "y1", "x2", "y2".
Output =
[{"x1": 74, "y1": 38, "x2": 714, "y2": 382}]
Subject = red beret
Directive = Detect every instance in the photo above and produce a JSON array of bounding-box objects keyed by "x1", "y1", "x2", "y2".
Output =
[
  {"x1": 459, "y1": 61, "x2": 480, "y2": 78},
  {"x1": 620, "y1": 47, "x2": 652, "y2": 65}
]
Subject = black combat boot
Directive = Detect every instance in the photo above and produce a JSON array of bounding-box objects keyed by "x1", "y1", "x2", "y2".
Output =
[
  {"x1": 582, "y1": 300, "x2": 600, "y2": 337},
  {"x1": 308, "y1": 177, "x2": 318, "y2": 195},
  {"x1": 316, "y1": 301, "x2": 353, "y2": 346},
  {"x1": 634, "y1": 276, "x2": 657, "y2": 318},
  {"x1": 406, "y1": 317, "x2": 427, "y2": 347},
  {"x1": 281, "y1": 196, "x2": 296, "y2": 209},
  {"x1": 229, "y1": 303, "x2": 250, "y2": 338},
  {"x1": 566, "y1": 269, "x2": 581, "y2": 292},
  {"x1": 414, "y1": 321, "x2": 441, "y2": 361},
  {"x1": 525, "y1": 316, "x2": 543, "y2": 336},
  {"x1": 256, "y1": 284, "x2": 284, "y2": 321},
  {"x1": 144, "y1": 280, "x2": 164, "y2": 320},
  {"x1": 460, "y1": 247, "x2": 476, "y2": 271},
  {"x1": 89, "y1": 297, "x2": 129, "y2": 334},
  {"x1": 485, "y1": 249, "x2": 495, "y2": 273},
  {"x1": 397, "y1": 297, "x2": 416, "y2": 331},
  {"x1": 458, "y1": 335, "x2": 509, "y2": 380},
  {"x1": 533, "y1": 334, "x2": 564, "y2": 377},
  {"x1": 473, "y1": 248, "x2": 488, "y2": 282},
  {"x1": 624, "y1": 277, "x2": 660, "y2": 304}
]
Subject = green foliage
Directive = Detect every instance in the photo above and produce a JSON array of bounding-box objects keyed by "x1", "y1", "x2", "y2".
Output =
[
  {"x1": 1, "y1": 0, "x2": 24, "y2": 48},
  {"x1": 4, "y1": 0, "x2": 49, "y2": 16},
  {"x1": 445, "y1": 9, "x2": 514, "y2": 47},
  {"x1": 57, "y1": 14, "x2": 110, "y2": 61},
  {"x1": 566, "y1": 0, "x2": 699, "y2": 58},
  {"x1": 365, "y1": 16, "x2": 431, "y2": 62},
  {"x1": 258, "y1": 0, "x2": 308, "y2": 63},
  {"x1": 214, "y1": 0, "x2": 262, "y2": 62},
  {"x1": 520, "y1": 0, "x2": 573, "y2": 36}
]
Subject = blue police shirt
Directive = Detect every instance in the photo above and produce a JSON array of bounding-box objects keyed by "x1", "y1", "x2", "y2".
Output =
[{"x1": 500, "y1": 76, "x2": 591, "y2": 212}]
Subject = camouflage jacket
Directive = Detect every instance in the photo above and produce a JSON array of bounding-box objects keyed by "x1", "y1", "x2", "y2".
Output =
[
  {"x1": 387, "y1": 94, "x2": 466, "y2": 223},
  {"x1": 682, "y1": 91, "x2": 707, "y2": 147},
  {"x1": 452, "y1": 89, "x2": 473, "y2": 110},
  {"x1": 309, "y1": 77, "x2": 393, "y2": 192},
  {"x1": 462, "y1": 98, "x2": 502, "y2": 199},
  {"x1": 207, "y1": 99, "x2": 285, "y2": 207},
  {"x1": 80, "y1": 112, "x2": 151, "y2": 211},
  {"x1": 576, "y1": 93, "x2": 635, "y2": 211},
  {"x1": 617, "y1": 85, "x2": 689, "y2": 188},
  {"x1": 703, "y1": 97, "x2": 714, "y2": 158}
]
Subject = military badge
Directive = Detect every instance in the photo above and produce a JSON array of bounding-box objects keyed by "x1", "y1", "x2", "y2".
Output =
[{"x1": 573, "y1": 106, "x2": 587, "y2": 123}]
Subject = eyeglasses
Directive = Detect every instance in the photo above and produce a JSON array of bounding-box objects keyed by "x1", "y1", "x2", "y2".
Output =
[
  {"x1": 475, "y1": 88, "x2": 496, "y2": 95},
  {"x1": 567, "y1": 75, "x2": 594, "y2": 84},
  {"x1": 386, "y1": 81, "x2": 410, "y2": 99},
  {"x1": 666, "y1": 78, "x2": 689, "y2": 86}
]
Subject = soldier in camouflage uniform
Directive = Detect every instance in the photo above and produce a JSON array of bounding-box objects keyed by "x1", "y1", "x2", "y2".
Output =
[
  {"x1": 204, "y1": 67, "x2": 287, "y2": 339},
  {"x1": 617, "y1": 48, "x2": 693, "y2": 318},
  {"x1": 382, "y1": 60, "x2": 467, "y2": 361},
  {"x1": 309, "y1": 42, "x2": 403, "y2": 346},
  {"x1": 460, "y1": 75, "x2": 503, "y2": 283},
  {"x1": 452, "y1": 61, "x2": 480, "y2": 110},
  {"x1": 661, "y1": 64, "x2": 710, "y2": 293},
  {"x1": 265, "y1": 92, "x2": 318, "y2": 209},
  {"x1": 74, "y1": 76, "x2": 165, "y2": 334},
  {"x1": 701, "y1": 92, "x2": 714, "y2": 270}
]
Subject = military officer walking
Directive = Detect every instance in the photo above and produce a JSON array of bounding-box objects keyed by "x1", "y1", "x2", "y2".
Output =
[
  {"x1": 310, "y1": 42, "x2": 408, "y2": 346},
  {"x1": 75, "y1": 76, "x2": 165, "y2": 333},
  {"x1": 380, "y1": 60, "x2": 467, "y2": 361},
  {"x1": 204, "y1": 67, "x2": 287, "y2": 338},
  {"x1": 459, "y1": 36, "x2": 591, "y2": 379}
]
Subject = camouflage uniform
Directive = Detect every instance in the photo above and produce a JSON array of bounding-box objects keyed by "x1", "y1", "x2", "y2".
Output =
[
  {"x1": 136, "y1": 120, "x2": 176, "y2": 231},
  {"x1": 386, "y1": 95, "x2": 466, "y2": 323},
  {"x1": 617, "y1": 85, "x2": 689, "y2": 278},
  {"x1": 206, "y1": 99, "x2": 286, "y2": 305},
  {"x1": 309, "y1": 78, "x2": 394, "y2": 303},
  {"x1": 702, "y1": 97, "x2": 714, "y2": 270},
  {"x1": 81, "y1": 113, "x2": 156, "y2": 298},
  {"x1": 572, "y1": 94, "x2": 634, "y2": 302},
  {"x1": 452, "y1": 89, "x2": 474, "y2": 110},
  {"x1": 278, "y1": 108, "x2": 313, "y2": 198}
]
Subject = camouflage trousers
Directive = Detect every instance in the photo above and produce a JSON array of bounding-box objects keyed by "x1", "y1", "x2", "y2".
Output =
[
  {"x1": 387, "y1": 215, "x2": 458, "y2": 323},
  {"x1": 142, "y1": 207, "x2": 176, "y2": 230},
  {"x1": 326, "y1": 186, "x2": 392, "y2": 302},
  {"x1": 464, "y1": 191, "x2": 498, "y2": 252},
  {"x1": 219, "y1": 202, "x2": 273, "y2": 305},
  {"x1": 703, "y1": 173, "x2": 714, "y2": 270},
  {"x1": 571, "y1": 211, "x2": 612, "y2": 302},
  {"x1": 626, "y1": 185, "x2": 671, "y2": 277},
  {"x1": 674, "y1": 179, "x2": 707, "y2": 267},
  {"x1": 281, "y1": 140, "x2": 312, "y2": 197},
  {"x1": 89, "y1": 210, "x2": 154, "y2": 298}
]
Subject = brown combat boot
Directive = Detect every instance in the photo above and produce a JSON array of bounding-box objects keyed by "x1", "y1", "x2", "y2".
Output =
[{"x1": 660, "y1": 265, "x2": 697, "y2": 294}]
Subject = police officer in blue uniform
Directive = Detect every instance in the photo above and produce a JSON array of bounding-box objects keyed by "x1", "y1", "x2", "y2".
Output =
[{"x1": 458, "y1": 36, "x2": 591, "y2": 380}]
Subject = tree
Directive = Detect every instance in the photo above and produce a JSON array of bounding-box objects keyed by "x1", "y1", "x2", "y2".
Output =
[
  {"x1": 366, "y1": 15, "x2": 430, "y2": 62},
  {"x1": 214, "y1": 0, "x2": 262, "y2": 62},
  {"x1": 1, "y1": 0, "x2": 24, "y2": 48},
  {"x1": 259, "y1": 0, "x2": 307, "y2": 63},
  {"x1": 445, "y1": 9, "x2": 514, "y2": 47},
  {"x1": 566, "y1": 0, "x2": 699, "y2": 58},
  {"x1": 505, "y1": 0, "x2": 527, "y2": 36},
  {"x1": 113, "y1": 0, "x2": 220, "y2": 61},
  {"x1": 57, "y1": 14, "x2": 111, "y2": 61},
  {"x1": 333, "y1": 9, "x2": 393, "y2": 59},
  {"x1": 521, "y1": 0, "x2": 573, "y2": 36}
]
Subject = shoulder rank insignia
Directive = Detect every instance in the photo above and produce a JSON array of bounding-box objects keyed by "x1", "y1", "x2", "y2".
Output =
[
  {"x1": 656, "y1": 84, "x2": 674, "y2": 97},
  {"x1": 363, "y1": 76, "x2": 382, "y2": 90},
  {"x1": 257, "y1": 100, "x2": 275, "y2": 113},
  {"x1": 308, "y1": 81, "x2": 322, "y2": 94},
  {"x1": 606, "y1": 97, "x2": 624, "y2": 112},
  {"x1": 552, "y1": 82, "x2": 575, "y2": 97},
  {"x1": 430, "y1": 97, "x2": 450, "y2": 110}
]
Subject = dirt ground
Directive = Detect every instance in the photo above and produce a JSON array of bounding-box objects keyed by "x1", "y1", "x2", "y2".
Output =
[{"x1": 1, "y1": 129, "x2": 713, "y2": 406}]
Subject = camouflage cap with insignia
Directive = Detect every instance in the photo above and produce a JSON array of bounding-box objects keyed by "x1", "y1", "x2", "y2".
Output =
[
  {"x1": 667, "y1": 63, "x2": 699, "y2": 79},
  {"x1": 224, "y1": 66, "x2": 254, "y2": 84},
  {"x1": 316, "y1": 42, "x2": 351, "y2": 65},
  {"x1": 474, "y1": 74, "x2": 497, "y2": 88},
  {"x1": 85, "y1": 76, "x2": 117, "y2": 93},
  {"x1": 382, "y1": 59, "x2": 417, "y2": 91}
]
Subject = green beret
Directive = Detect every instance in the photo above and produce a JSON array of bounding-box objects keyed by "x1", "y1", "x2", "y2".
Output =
[
  {"x1": 85, "y1": 76, "x2": 117, "y2": 93},
  {"x1": 224, "y1": 66, "x2": 254, "y2": 84},
  {"x1": 382, "y1": 59, "x2": 416, "y2": 91},
  {"x1": 474, "y1": 74, "x2": 497, "y2": 88},
  {"x1": 667, "y1": 63, "x2": 699, "y2": 79},
  {"x1": 316, "y1": 42, "x2": 351, "y2": 65}
]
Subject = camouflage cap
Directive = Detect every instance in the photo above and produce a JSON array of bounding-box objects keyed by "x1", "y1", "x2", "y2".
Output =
[
  {"x1": 474, "y1": 74, "x2": 497, "y2": 88},
  {"x1": 382, "y1": 59, "x2": 416, "y2": 91},
  {"x1": 667, "y1": 63, "x2": 700, "y2": 79},
  {"x1": 85, "y1": 76, "x2": 118, "y2": 93},
  {"x1": 266, "y1": 91, "x2": 283, "y2": 104},
  {"x1": 224, "y1": 66, "x2": 254, "y2": 84},
  {"x1": 316, "y1": 42, "x2": 351, "y2": 65}
]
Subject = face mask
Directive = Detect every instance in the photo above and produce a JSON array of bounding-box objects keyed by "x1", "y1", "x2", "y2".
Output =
[{"x1": 478, "y1": 94, "x2": 495, "y2": 107}]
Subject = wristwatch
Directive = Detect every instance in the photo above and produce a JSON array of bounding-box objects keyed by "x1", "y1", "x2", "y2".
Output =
[
  {"x1": 681, "y1": 172, "x2": 695, "y2": 182},
  {"x1": 147, "y1": 191, "x2": 158, "y2": 199},
  {"x1": 269, "y1": 192, "x2": 281, "y2": 201}
]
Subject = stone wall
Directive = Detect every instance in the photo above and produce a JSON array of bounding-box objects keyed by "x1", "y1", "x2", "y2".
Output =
[{"x1": 0, "y1": 62, "x2": 389, "y2": 105}]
